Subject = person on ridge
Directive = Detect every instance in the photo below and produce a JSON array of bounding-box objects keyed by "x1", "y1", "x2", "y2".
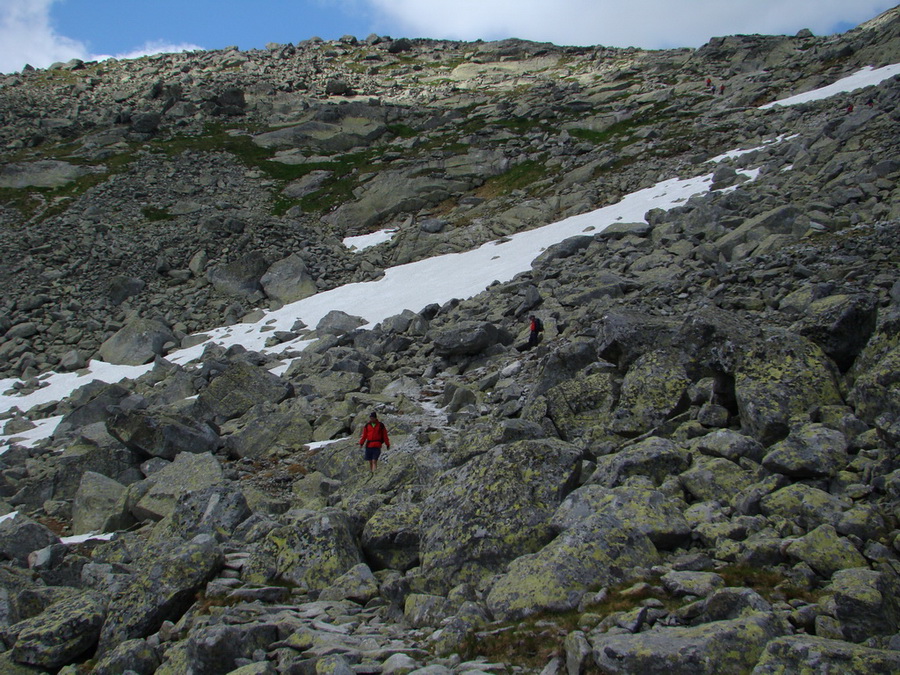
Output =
[
  {"x1": 359, "y1": 411, "x2": 390, "y2": 475},
  {"x1": 527, "y1": 315, "x2": 543, "y2": 350}
]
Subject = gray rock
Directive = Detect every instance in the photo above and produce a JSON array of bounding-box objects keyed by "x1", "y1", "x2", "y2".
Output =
[
  {"x1": 761, "y1": 423, "x2": 848, "y2": 478},
  {"x1": 431, "y1": 321, "x2": 502, "y2": 357},
  {"x1": 132, "y1": 452, "x2": 225, "y2": 521},
  {"x1": 71, "y1": 471, "x2": 129, "y2": 535},
  {"x1": 260, "y1": 253, "x2": 318, "y2": 303},
  {"x1": 207, "y1": 251, "x2": 270, "y2": 298},
  {"x1": 590, "y1": 613, "x2": 787, "y2": 674},
  {"x1": 0, "y1": 513, "x2": 60, "y2": 565},
  {"x1": 196, "y1": 360, "x2": 293, "y2": 422},
  {"x1": 98, "y1": 318, "x2": 176, "y2": 366},
  {"x1": 107, "y1": 409, "x2": 221, "y2": 459},
  {"x1": 590, "y1": 436, "x2": 691, "y2": 489},
  {"x1": 97, "y1": 535, "x2": 223, "y2": 653},
  {"x1": 752, "y1": 635, "x2": 900, "y2": 674},
  {"x1": 9, "y1": 590, "x2": 108, "y2": 668}
]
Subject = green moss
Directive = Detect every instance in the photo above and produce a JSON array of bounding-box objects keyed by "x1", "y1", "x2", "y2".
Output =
[{"x1": 141, "y1": 206, "x2": 173, "y2": 222}]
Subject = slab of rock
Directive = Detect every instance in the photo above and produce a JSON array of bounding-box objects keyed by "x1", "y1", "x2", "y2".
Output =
[
  {"x1": 762, "y1": 423, "x2": 848, "y2": 478},
  {"x1": 590, "y1": 613, "x2": 787, "y2": 674},
  {"x1": 133, "y1": 452, "x2": 225, "y2": 521},
  {"x1": 97, "y1": 534, "x2": 223, "y2": 654},
  {"x1": 196, "y1": 360, "x2": 293, "y2": 422},
  {"x1": 753, "y1": 635, "x2": 900, "y2": 674},
  {"x1": 260, "y1": 253, "x2": 318, "y2": 303},
  {"x1": 785, "y1": 524, "x2": 867, "y2": 578},
  {"x1": 107, "y1": 409, "x2": 221, "y2": 460},
  {"x1": 98, "y1": 318, "x2": 176, "y2": 366},
  {"x1": 9, "y1": 590, "x2": 108, "y2": 669},
  {"x1": 71, "y1": 471, "x2": 129, "y2": 535},
  {"x1": 485, "y1": 512, "x2": 659, "y2": 620},
  {"x1": 0, "y1": 513, "x2": 60, "y2": 565}
]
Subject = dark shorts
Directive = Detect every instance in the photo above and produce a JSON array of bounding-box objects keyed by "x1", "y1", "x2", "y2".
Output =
[{"x1": 364, "y1": 445, "x2": 382, "y2": 461}]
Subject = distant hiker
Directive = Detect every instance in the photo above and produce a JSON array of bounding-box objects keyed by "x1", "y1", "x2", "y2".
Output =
[
  {"x1": 527, "y1": 315, "x2": 544, "y2": 350},
  {"x1": 847, "y1": 103, "x2": 854, "y2": 113},
  {"x1": 706, "y1": 77, "x2": 712, "y2": 87},
  {"x1": 359, "y1": 411, "x2": 390, "y2": 475},
  {"x1": 719, "y1": 84, "x2": 725, "y2": 95},
  {"x1": 866, "y1": 98, "x2": 874, "y2": 107}
]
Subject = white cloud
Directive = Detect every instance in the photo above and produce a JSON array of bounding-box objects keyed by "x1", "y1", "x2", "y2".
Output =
[
  {"x1": 0, "y1": 1, "x2": 203, "y2": 74},
  {"x1": 0, "y1": 0, "x2": 87, "y2": 73},
  {"x1": 93, "y1": 40, "x2": 205, "y2": 63},
  {"x1": 366, "y1": 0, "x2": 895, "y2": 47}
]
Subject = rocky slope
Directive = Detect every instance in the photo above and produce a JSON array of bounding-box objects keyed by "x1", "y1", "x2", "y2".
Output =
[{"x1": 0, "y1": 6, "x2": 899, "y2": 674}]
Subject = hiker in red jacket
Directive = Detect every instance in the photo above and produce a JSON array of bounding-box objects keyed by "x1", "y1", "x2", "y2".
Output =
[{"x1": 359, "y1": 411, "x2": 390, "y2": 475}]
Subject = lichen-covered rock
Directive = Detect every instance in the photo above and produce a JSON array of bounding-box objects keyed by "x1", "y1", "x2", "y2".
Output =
[
  {"x1": 551, "y1": 484, "x2": 690, "y2": 549},
  {"x1": 611, "y1": 349, "x2": 691, "y2": 435},
  {"x1": 195, "y1": 360, "x2": 293, "y2": 422},
  {"x1": 761, "y1": 423, "x2": 848, "y2": 478},
  {"x1": 241, "y1": 509, "x2": 362, "y2": 590},
  {"x1": 759, "y1": 483, "x2": 849, "y2": 530},
  {"x1": 91, "y1": 637, "x2": 161, "y2": 675},
  {"x1": 821, "y1": 567, "x2": 900, "y2": 642},
  {"x1": 589, "y1": 436, "x2": 691, "y2": 488},
  {"x1": 9, "y1": 590, "x2": 108, "y2": 669},
  {"x1": 791, "y1": 293, "x2": 878, "y2": 372},
  {"x1": 418, "y1": 438, "x2": 581, "y2": 591},
  {"x1": 785, "y1": 524, "x2": 867, "y2": 578},
  {"x1": 542, "y1": 371, "x2": 616, "y2": 441},
  {"x1": 98, "y1": 318, "x2": 176, "y2": 366},
  {"x1": 132, "y1": 452, "x2": 225, "y2": 521},
  {"x1": 97, "y1": 534, "x2": 223, "y2": 653},
  {"x1": 107, "y1": 409, "x2": 221, "y2": 460},
  {"x1": 361, "y1": 502, "x2": 422, "y2": 571},
  {"x1": 661, "y1": 571, "x2": 725, "y2": 598},
  {"x1": 404, "y1": 593, "x2": 450, "y2": 628},
  {"x1": 318, "y1": 562, "x2": 379, "y2": 604},
  {"x1": 223, "y1": 403, "x2": 313, "y2": 459},
  {"x1": 848, "y1": 344, "x2": 900, "y2": 424},
  {"x1": 735, "y1": 330, "x2": 843, "y2": 444},
  {"x1": 752, "y1": 635, "x2": 900, "y2": 674},
  {"x1": 694, "y1": 429, "x2": 765, "y2": 463},
  {"x1": 485, "y1": 513, "x2": 659, "y2": 620},
  {"x1": 183, "y1": 622, "x2": 280, "y2": 675},
  {"x1": 590, "y1": 613, "x2": 787, "y2": 674},
  {"x1": 679, "y1": 456, "x2": 756, "y2": 506},
  {"x1": 155, "y1": 484, "x2": 251, "y2": 542}
]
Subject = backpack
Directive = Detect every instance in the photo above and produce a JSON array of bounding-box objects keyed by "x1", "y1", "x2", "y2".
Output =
[{"x1": 534, "y1": 318, "x2": 543, "y2": 332}]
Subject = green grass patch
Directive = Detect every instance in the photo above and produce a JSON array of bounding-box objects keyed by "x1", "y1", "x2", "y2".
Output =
[
  {"x1": 141, "y1": 206, "x2": 173, "y2": 221},
  {"x1": 474, "y1": 158, "x2": 549, "y2": 199}
]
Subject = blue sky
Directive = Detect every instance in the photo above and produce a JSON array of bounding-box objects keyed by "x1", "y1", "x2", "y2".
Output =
[{"x1": 0, "y1": 0, "x2": 896, "y2": 73}]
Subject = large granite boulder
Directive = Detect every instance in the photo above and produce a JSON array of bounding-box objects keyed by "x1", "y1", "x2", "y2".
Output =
[
  {"x1": 611, "y1": 349, "x2": 691, "y2": 436},
  {"x1": 132, "y1": 452, "x2": 225, "y2": 521},
  {"x1": 207, "y1": 251, "x2": 269, "y2": 298},
  {"x1": 735, "y1": 330, "x2": 843, "y2": 444},
  {"x1": 260, "y1": 253, "x2": 318, "y2": 303},
  {"x1": 761, "y1": 423, "x2": 848, "y2": 478},
  {"x1": 71, "y1": 471, "x2": 130, "y2": 535},
  {"x1": 98, "y1": 318, "x2": 176, "y2": 366},
  {"x1": 485, "y1": 512, "x2": 659, "y2": 620},
  {"x1": 107, "y1": 409, "x2": 221, "y2": 460},
  {"x1": 418, "y1": 438, "x2": 581, "y2": 591},
  {"x1": 753, "y1": 635, "x2": 900, "y2": 674},
  {"x1": 590, "y1": 613, "x2": 787, "y2": 674},
  {"x1": 0, "y1": 513, "x2": 60, "y2": 565},
  {"x1": 8, "y1": 590, "x2": 108, "y2": 669},
  {"x1": 97, "y1": 535, "x2": 223, "y2": 653},
  {"x1": 791, "y1": 293, "x2": 878, "y2": 371},
  {"x1": 196, "y1": 360, "x2": 293, "y2": 422},
  {"x1": 241, "y1": 509, "x2": 363, "y2": 591}
]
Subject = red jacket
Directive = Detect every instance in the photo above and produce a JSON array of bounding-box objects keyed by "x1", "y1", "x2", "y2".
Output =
[{"x1": 359, "y1": 421, "x2": 390, "y2": 448}]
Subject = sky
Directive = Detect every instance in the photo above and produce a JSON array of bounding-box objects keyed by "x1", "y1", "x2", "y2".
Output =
[
  {"x1": 2, "y1": 63, "x2": 897, "y2": 456},
  {"x1": 0, "y1": 0, "x2": 896, "y2": 74}
]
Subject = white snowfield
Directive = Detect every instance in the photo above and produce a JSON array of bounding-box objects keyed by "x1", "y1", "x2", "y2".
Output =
[
  {"x1": 759, "y1": 63, "x2": 900, "y2": 109},
  {"x1": 0, "y1": 63, "x2": 896, "y2": 451}
]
